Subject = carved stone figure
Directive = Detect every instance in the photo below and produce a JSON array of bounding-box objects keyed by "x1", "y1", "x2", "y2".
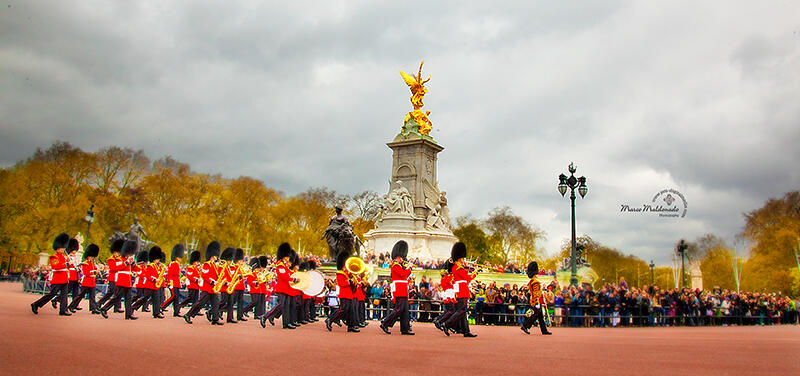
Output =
[
  {"x1": 108, "y1": 217, "x2": 152, "y2": 253},
  {"x1": 323, "y1": 205, "x2": 359, "y2": 259},
  {"x1": 384, "y1": 180, "x2": 414, "y2": 215}
]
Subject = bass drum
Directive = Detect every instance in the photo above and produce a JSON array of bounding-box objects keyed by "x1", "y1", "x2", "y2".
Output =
[{"x1": 303, "y1": 270, "x2": 326, "y2": 297}]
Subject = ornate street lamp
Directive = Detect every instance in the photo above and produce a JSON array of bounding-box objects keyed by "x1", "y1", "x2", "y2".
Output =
[
  {"x1": 676, "y1": 239, "x2": 688, "y2": 288},
  {"x1": 649, "y1": 260, "x2": 655, "y2": 285},
  {"x1": 558, "y1": 162, "x2": 588, "y2": 287},
  {"x1": 84, "y1": 204, "x2": 95, "y2": 241}
]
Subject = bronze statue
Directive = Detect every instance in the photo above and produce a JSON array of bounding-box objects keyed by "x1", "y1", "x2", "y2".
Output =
[
  {"x1": 400, "y1": 60, "x2": 433, "y2": 135},
  {"x1": 323, "y1": 205, "x2": 360, "y2": 259}
]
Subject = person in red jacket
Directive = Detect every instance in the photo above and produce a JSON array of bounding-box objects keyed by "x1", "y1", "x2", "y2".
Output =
[
  {"x1": 434, "y1": 260, "x2": 455, "y2": 331},
  {"x1": 184, "y1": 241, "x2": 223, "y2": 325},
  {"x1": 261, "y1": 243, "x2": 295, "y2": 329},
  {"x1": 380, "y1": 240, "x2": 414, "y2": 335},
  {"x1": 354, "y1": 272, "x2": 368, "y2": 327},
  {"x1": 96, "y1": 239, "x2": 124, "y2": 313},
  {"x1": 441, "y1": 242, "x2": 478, "y2": 337},
  {"x1": 326, "y1": 251, "x2": 359, "y2": 332},
  {"x1": 243, "y1": 256, "x2": 267, "y2": 320},
  {"x1": 133, "y1": 247, "x2": 165, "y2": 318},
  {"x1": 130, "y1": 250, "x2": 151, "y2": 312},
  {"x1": 65, "y1": 238, "x2": 81, "y2": 306},
  {"x1": 179, "y1": 251, "x2": 202, "y2": 311},
  {"x1": 231, "y1": 248, "x2": 248, "y2": 322},
  {"x1": 99, "y1": 240, "x2": 139, "y2": 320},
  {"x1": 306, "y1": 260, "x2": 320, "y2": 322},
  {"x1": 286, "y1": 250, "x2": 303, "y2": 327},
  {"x1": 31, "y1": 233, "x2": 72, "y2": 316},
  {"x1": 217, "y1": 247, "x2": 237, "y2": 323},
  {"x1": 67, "y1": 244, "x2": 101, "y2": 314},
  {"x1": 521, "y1": 261, "x2": 552, "y2": 335},
  {"x1": 160, "y1": 244, "x2": 185, "y2": 317}
]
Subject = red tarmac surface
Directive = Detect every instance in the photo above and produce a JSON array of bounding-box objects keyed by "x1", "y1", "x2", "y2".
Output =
[{"x1": 2, "y1": 282, "x2": 799, "y2": 375}]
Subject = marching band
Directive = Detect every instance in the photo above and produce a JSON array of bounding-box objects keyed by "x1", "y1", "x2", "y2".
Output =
[{"x1": 30, "y1": 233, "x2": 553, "y2": 339}]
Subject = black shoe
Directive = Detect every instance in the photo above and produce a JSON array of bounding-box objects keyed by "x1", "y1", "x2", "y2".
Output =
[
  {"x1": 125, "y1": 316, "x2": 138, "y2": 320},
  {"x1": 59, "y1": 312, "x2": 72, "y2": 316},
  {"x1": 441, "y1": 326, "x2": 450, "y2": 336},
  {"x1": 283, "y1": 325, "x2": 295, "y2": 329},
  {"x1": 463, "y1": 332, "x2": 478, "y2": 338},
  {"x1": 347, "y1": 327, "x2": 360, "y2": 333},
  {"x1": 100, "y1": 310, "x2": 108, "y2": 319},
  {"x1": 401, "y1": 331, "x2": 415, "y2": 336},
  {"x1": 206, "y1": 311, "x2": 212, "y2": 322},
  {"x1": 244, "y1": 313, "x2": 250, "y2": 318},
  {"x1": 51, "y1": 301, "x2": 57, "y2": 309},
  {"x1": 521, "y1": 326, "x2": 530, "y2": 335},
  {"x1": 359, "y1": 322, "x2": 368, "y2": 328},
  {"x1": 173, "y1": 313, "x2": 183, "y2": 318},
  {"x1": 238, "y1": 317, "x2": 247, "y2": 322},
  {"x1": 91, "y1": 310, "x2": 100, "y2": 315},
  {"x1": 142, "y1": 309, "x2": 150, "y2": 312},
  {"x1": 334, "y1": 320, "x2": 342, "y2": 327},
  {"x1": 114, "y1": 309, "x2": 125, "y2": 313},
  {"x1": 260, "y1": 316, "x2": 267, "y2": 328},
  {"x1": 268, "y1": 317, "x2": 275, "y2": 326},
  {"x1": 434, "y1": 321, "x2": 441, "y2": 330},
  {"x1": 75, "y1": 307, "x2": 83, "y2": 311},
  {"x1": 69, "y1": 308, "x2": 76, "y2": 313},
  {"x1": 227, "y1": 319, "x2": 237, "y2": 324},
  {"x1": 184, "y1": 315, "x2": 193, "y2": 324},
  {"x1": 325, "y1": 319, "x2": 333, "y2": 331},
  {"x1": 154, "y1": 315, "x2": 165, "y2": 319},
  {"x1": 31, "y1": 304, "x2": 39, "y2": 315},
  {"x1": 379, "y1": 323, "x2": 391, "y2": 334},
  {"x1": 542, "y1": 331, "x2": 552, "y2": 335},
  {"x1": 211, "y1": 320, "x2": 224, "y2": 326}
]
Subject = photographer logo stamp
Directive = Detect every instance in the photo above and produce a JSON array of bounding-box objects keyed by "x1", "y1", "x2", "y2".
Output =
[{"x1": 620, "y1": 188, "x2": 687, "y2": 218}]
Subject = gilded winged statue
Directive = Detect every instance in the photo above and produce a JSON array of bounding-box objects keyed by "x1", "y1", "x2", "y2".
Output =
[{"x1": 399, "y1": 61, "x2": 433, "y2": 135}]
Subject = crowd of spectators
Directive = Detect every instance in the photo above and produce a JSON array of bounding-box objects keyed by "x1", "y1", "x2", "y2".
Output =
[{"x1": 362, "y1": 252, "x2": 556, "y2": 275}]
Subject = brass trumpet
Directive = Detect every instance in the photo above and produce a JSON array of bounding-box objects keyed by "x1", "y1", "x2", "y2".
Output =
[
  {"x1": 212, "y1": 261, "x2": 229, "y2": 294},
  {"x1": 226, "y1": 264, "x2": 253, "y2": 294},
  {"x1": 463, "y1": 259, "x2": 490, "y2": 274}
]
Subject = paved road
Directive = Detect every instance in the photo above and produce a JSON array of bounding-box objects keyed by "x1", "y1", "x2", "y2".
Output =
[{"x1": 2, "y1": 283, "x2": 799, "y2": 375}]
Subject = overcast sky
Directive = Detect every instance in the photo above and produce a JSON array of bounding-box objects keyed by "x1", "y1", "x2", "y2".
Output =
[{"x1": 1, "y1": 1, "x2": 798, "y2": 264}]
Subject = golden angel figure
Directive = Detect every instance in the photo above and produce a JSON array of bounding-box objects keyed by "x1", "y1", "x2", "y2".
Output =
[{"x1": 399, "y1": 60, "x2": 433, "y2": 135}]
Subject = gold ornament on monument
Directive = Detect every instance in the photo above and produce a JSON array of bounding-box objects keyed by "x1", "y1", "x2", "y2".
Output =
[{"x1": 399, "y1": 60, "x2": 433, "y2": 135}]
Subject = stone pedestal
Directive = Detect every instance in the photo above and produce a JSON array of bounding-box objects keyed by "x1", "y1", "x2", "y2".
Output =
[{"x1": 364, "y1": 133, "x2": 457, "y2": 261}]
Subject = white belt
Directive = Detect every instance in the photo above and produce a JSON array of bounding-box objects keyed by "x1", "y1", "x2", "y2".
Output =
[
  {"x1": 117, "y1": 271, "x2": 132, "y2": 275},
  {"x1": 51, "y1": 268, "x2": 68, "y2": 272}
]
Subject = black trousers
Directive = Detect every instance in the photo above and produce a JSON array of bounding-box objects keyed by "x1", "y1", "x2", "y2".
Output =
[
  {"x1": 101, "y1": 286, "x2": 133, "y2": 317},
  {"x1": 329, "y1": 297, "x2": 353, "y2": 327},
  {"x1": 245, "y1": 293, "x2": 266, "y2": 318},
  {"x1": 131, "y1": 288, "x2": 153, "y2": 311},
  {"x1": 179, "y1": 288, "x2": 199, "y2": 309},
  {"x1": 220, "y1": 292, "x2": 235, "y2": 321},
  {"x1": 68, "y1": 286, "x2": 97, "y2": 311},
  {"x1": 234, "y1": 290, "x2": 245, "y2": 320},
  {"x1": 68, "y1": 280, "x2": 80, "y2": 300},
  {"x1": 265, "y1": 293, "x2": 295, "y2": 327},
  {"x1": 444, "y1": 298, "x2": 470, "y2": 333},
  {"x1": 132, "y1": 288, "x2": 160, "y2": 317},
  {"x1": 435, "y1": 302, "x2": 454, "y2": 325},
  {"x1": 186, "y1": 291, "x2": 220, "y2": 322},
  {"x1": 522, "y1": 305, "x2": 549, "y2": 334},
  {"x1": 358, "y1": 300, "x2": 366, "y2": 324},
  {"x1": 382, "y1": 297, "x2": 411, "y2": 332},
  {"x1": 309, "y1": 298, "x2": 317, "y2": 319},
  {"x1": 33, "y1": 283, "x2": 69, "y2": 314},
  {"x1": 97, "y1": 281, "x2": 121, "y2": 311},
  {"x1": 161, "y1": 286, "x2": 182, "y2": 315},
  {"x1": 154, "y1": 288, "x2": 164, "y2": 315}
]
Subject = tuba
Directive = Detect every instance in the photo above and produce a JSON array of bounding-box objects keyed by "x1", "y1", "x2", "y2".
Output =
[{"x1": 345, "y1": 256, "x2": 366, "y2": 275}]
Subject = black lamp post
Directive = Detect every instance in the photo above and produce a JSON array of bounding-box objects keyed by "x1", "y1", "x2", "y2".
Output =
[
  {"x1": 558, "y1": 162, "x2": 587, "y2": 287},
  {"x1": 676, "y1": 239, "x2": 688, "y2": 288},
  {"x1": 84, "y1": 204, "x2": 95, "y2": 241},
  {"x1": 649, "y1": 260, "x2": 655, "y2": 285}
]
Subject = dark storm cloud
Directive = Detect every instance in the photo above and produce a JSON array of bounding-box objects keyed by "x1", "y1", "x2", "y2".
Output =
[{"x1": 1, "y1": 1, "x2": 798, "y2": 264}]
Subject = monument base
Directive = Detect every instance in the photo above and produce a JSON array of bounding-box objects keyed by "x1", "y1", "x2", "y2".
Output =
[{"x1": 364, "y1": 228, "x2": 457, "y2": 262}]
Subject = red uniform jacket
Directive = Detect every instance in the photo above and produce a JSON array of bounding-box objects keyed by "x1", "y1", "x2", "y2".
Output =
[
  {"x1": 354, "y1": 277, "x2": 365, "y2": 301},
  {"x1": 336, "y1": 270, "x2": 353, "y2": 300},
  {"x1": 67, "y1": 256, "x2": 78, "y2": 281},
  {"x1": 200, "y1": 261, "x2": 220, "y2": 293},
  {"x1": 80, "y1": 261, "x2": 96, "y2": 287},
  {"x1": 390, "y1": 262, "x2": 412, "y2": 298},
  {"x1": 134, "y1": 264, "x2": 148, "y2": 288},
  {"x1": 185, "y1": 265, "x2": 200, "y2": 290},
  {"x1": 232, "y1": 264, "x2": 246, "y2": 291},
  {"x1": 452, "y1": 264, "x2": 475, "y2": 299},
  {"x1": 273, "y1": 261, "x2": 293, "y2": 295},
  {"x1": 144, "y1": 264, "x2": 158, "y2": 290},
  {"x1": 106, "y1": 256, "x2": 121, "y2": 284},
  {"x1": 246, "y1": 274, "x2": 265, "y2": 294},
  {"x1": 166, "y1": 261, "x2": 181, "y2": 288},
  {"x1": 115, "y1": 258, "x2": 134, "y2": 288},
  {"x1": 440, "y1": 274, "x2": 455, "y2": 303},
  {"x1": 48, "y1": 253, "x2": 69, "y2": 285}
]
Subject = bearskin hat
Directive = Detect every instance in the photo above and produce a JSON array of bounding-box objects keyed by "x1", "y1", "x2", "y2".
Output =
[
  {"x1": 52, "y1": 233, "x2": 70, "y2": 250},
  {"x1": 149, "y1": 246, "x2": 162, "y2": 263},
  {"x1": 189, "y1": 250, "x2": 201, "y2": 264},
  {"x1": 299, "y1": 261, "x2": 309, "y2": 272},
  {"x1": 66, "y1": 238, "x2": 80, "y2": 253},
  {"x1": 234, "y1": 248, "x2": 245, "y2": 262},
  {"x1": 110, "y1": 239, "x2": 125, "y2": 255},
  {"x1": 526, "y1": 261, "x2": 539, "y2": 279},
  {"x1": 258, "y1": 255, "x2": 268, "y2": 268},
  {"x1": 441, "y1": 259, "x2": 454, "y2": 274},
  {"x1": 276, "y1": 242, "x2": 292, "y2": 260},
  {"x1": 290, "y1": 249, "x2": 299, "y2": 268},
  {"x1": 336, "y1": 251, "x2": 351, "y2": 270},
  {"x1": 122, "y1": 240, "x2": 138, "y2": 257},
  {"x1": 84, "y1": 244, "x2": 100, "y2": 259},
  {"x1": 205, "y1": 241, "x2": 221, "y2": 261},
  {"x1": 171, "y1": 244, "x2": 185, "y2": 261},
  {"x1": 308, "y1": 260, "x2": 317, "y2": 270},
  {"x1": 135, "y1": 250, "x2": 148, "y2": 263},
  {"x1": 221, "y1": 247, "x2": 235, "y2": 262},
  {"x1": 249, "y1": 257, "x2": 260, "y2": 269},
  {"x1": 450, "y1": 242, "x2": 467, "y2": 262},
  {"x1": 391, "y1": 240, "x2": 409, "y2": 260},
  {"x1": 159, "y1": 250, "x2": 166, "y2": 263}
]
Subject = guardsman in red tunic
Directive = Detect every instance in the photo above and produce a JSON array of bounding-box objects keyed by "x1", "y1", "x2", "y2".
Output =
[
  {"x1": 65, "y1": 238, "x2": 81, "y2": 306},
  {"x1": 133, "y1": 247, "x2": 165, "y2": 318},
  {"x1": 434, "y1": 260, "x2": 456, "y2": 330},
  {"x1": 521, "y1": 261, "x2": 552, "y2": 335},
  {"x1": 286, "y1": 251, "x2": 303, "y2": 327},
  {"x1": 161, "y1": 244, "x2": 185, "y2": 317},
  {"x1": 306, "y1": 260, "x2": 320, "y2": 322},
  {"x1": 441, "y1": 242, "x2": 478, "y2": 337},
  {"x1": 99, "y1": 240, "x2": 138, "y2": 319},
  {"x1": 31, "y1": 233, "x2": 72, "y2": 316},
  {"x1": 68, "y1": 243, "x2": 101, "y2": 314},
  {"x1": 354, "y1": 273, "x2": 368, "y2": 327},
  {"x1": 179, "y1": 251, "x2": 202, "y2": 310},
  {"x1": 243, "y1": 256, "x2": 267, "y2": 320},
  {"x1": 184, "y1": 241, "x2": 223, "y2": 325},
  {"x1": 97, "y1": 239, "x2": 125, "y2": 312},
  {"x1": 232, "y1": 249, "x2": 248, "y2": 322},
  {"x1": 380, "y1": 240, "x2": 414, "y2": 335},
  {"x1": 326, "y1": 251, "x2": 358, "y2": 332},
  {"x1": 131, "y1": 251, "x2": 151, "y2": 312},
  {"x1": 217, "y1": 247, "x2": 237, "y2": 323},
  {"x1": 261, "y1": 243, "x2": 295, "y2": 329}
]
